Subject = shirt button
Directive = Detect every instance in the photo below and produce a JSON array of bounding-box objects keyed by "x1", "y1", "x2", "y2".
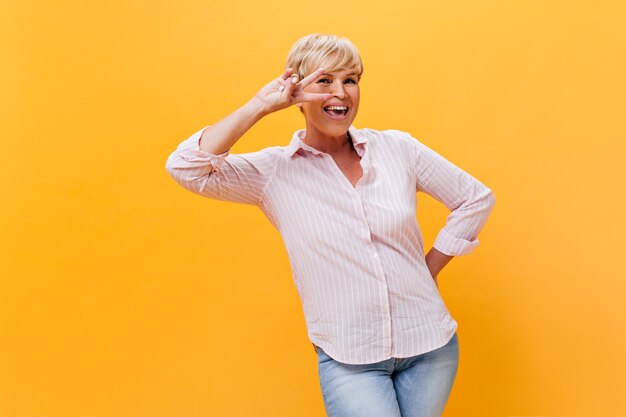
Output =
[{"x1": 373, "y1": 252, "x2": 378, "y2": 258}]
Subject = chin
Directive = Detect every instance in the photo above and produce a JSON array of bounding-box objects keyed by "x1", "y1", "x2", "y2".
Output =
[
  {"x1": 304, "y1": 110, "x2": 356, "y2": 136},
  {"x1": 319, "y1": 118, "x2": 355, "y2": 135}
]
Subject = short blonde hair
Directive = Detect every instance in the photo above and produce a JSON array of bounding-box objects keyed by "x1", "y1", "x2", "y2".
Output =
[{"x1": 285, "y1": 33, "x2": 364, "y2": 84}]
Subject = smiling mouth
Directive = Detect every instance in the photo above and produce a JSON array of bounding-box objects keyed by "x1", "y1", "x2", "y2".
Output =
[{"x1": 323, "y1": 106, "x2": 349, "y2": 119}]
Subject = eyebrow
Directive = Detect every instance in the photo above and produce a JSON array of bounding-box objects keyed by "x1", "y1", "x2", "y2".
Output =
[{"x1": 320, "y1": 72, "x2": 358, "y2": 77}]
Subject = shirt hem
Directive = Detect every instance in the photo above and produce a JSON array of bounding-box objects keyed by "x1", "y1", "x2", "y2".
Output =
[{"x1": 310, "y1": 320, "x2": 458, "y2": 365}]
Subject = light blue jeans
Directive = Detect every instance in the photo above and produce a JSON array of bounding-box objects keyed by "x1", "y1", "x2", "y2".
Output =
[{"x1": 314, "y1": 332, "x2": 459, "y2": 417}]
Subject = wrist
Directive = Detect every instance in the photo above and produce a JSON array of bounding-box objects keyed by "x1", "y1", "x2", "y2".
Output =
[{"x1": 244, "y1": 97, "x2": 269, "y2": 120}]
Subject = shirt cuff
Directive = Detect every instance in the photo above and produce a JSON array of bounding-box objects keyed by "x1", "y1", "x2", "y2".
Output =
[
  {"x1": 177, "y1": 133, "x2": 230, "y2": 169},
  {"x1": 433, "y1": 229, "x2": 480, "y2": 256}
]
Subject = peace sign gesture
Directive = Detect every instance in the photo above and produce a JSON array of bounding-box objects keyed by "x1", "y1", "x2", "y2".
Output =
[{"x1": 252, "y1": 67, "x2": 333, "y2": 116}]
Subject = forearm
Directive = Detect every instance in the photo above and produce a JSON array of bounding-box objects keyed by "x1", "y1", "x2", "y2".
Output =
[
  {"x1": 425, "y1": 247, "x2": 454, "y2": 284},
  {"x1": 199, "y1": 97, "x2": 267, "y2": 154},
  {"x1": 198, "y1": 67, "x2": 332, "y2": 155}
]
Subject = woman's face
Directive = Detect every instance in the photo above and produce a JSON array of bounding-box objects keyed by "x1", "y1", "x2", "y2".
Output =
[{"x1": 299, "y1": 67, "x2": 360, "y2": 138}]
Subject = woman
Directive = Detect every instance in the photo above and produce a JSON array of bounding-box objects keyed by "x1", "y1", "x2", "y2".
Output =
[{"x1": 165, "y1": 33, "x2": 495, "y2": 417}]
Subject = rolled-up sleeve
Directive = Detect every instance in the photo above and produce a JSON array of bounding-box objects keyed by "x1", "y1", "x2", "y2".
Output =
[
  {"x1": 403, "y1": 132, "x2": 496, "y2": 256},
  {"x1": 165, "y1": 126, "x2": 280, "y2": 206}
]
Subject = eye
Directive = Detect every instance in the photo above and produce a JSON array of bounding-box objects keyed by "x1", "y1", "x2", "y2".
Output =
[
  {"x1": 346, "y1": 78, "x2": 357, "y2": 84},
  {"x1": 317, "y1": 78, "x2": 331, "y2": 83}
]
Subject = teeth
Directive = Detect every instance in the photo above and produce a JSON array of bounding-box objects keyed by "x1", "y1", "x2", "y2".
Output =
[{"x1": 324, "y1": 106, "x2": 348, "y2": 111}]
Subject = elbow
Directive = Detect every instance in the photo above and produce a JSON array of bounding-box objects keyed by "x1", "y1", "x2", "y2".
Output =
[
  {"x1": 486, "y1": 187, "x2": 496, "y2": 207},
  {"x1": 164, "y1": 153, "x2": 188, "y2": 188},
  {"x1": 164, "y1": 153, "x2": 214, "y2": 197},
  {"x1": 165, "y1": 153, "x2": 183, "y2": 180},
  {"x1": 463, "y1": 184, "x2": 495, "y2": 217},
  {"x1": 482, "y1": 187, "x2": 496, "y2": 216},
  {"x1": 165, "y1": 151, "x2": 177, "y2": 174}
]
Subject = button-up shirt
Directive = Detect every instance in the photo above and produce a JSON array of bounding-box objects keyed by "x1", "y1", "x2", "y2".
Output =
[{"x1": 165, "y1": 124, "x2": 495, "y2": 365}]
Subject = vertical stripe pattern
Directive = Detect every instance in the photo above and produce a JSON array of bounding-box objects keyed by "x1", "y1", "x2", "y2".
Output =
[{"x1": 165, "y1": 125, "x2": 495, "y2": 365}]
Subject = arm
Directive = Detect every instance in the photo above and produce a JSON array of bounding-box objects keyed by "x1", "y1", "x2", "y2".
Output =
[
  {"x1": 165, "y1": 125, "x2": 279, "y2": 205},
  {"x1": 199, "y1": 66, "x2": 332, "y2": 154},
  {"x1": 197, "y1": 97, "x2": 266, "y2": 155},
  {"x1": 405, "y1": 133, "x2": 496, "y2": 259},
  {"x1": 165, "y1": 67, "x2": 333, "y2": 205}
]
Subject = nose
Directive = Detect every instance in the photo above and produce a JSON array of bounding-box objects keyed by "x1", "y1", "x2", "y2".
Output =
[{"x1": 332, "y1": 81, "x2": 346, "y2": 98}]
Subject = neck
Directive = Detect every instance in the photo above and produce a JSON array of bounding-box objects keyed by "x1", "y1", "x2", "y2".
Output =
[{"x1": 302, "y1": 124, "x2": 353, "y2": 155}]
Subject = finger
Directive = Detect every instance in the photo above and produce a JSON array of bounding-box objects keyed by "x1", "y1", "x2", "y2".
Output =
[
  {"x1": 284, "y1": 73, "x2": 299, "y2": 95},
  {"x1": 278, "y1": 72, "x2": 298, "y2": 95},
  {"x1": 276, "y1": 68, "x2": 294, "y2": 91},
  {"x1": 280, "y1": 67, "x2": 294, "y2": 81},
  {"x1": 297, "y1": 67, "x2": 326, "y2": 88},
  {"x1": 299, "y1": 92, "x2": 333, "y2": 103}
]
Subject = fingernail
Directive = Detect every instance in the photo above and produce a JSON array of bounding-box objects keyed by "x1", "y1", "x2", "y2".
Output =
[{"x1": 291, "y1": 77, "x2": 297, "y2": 84}]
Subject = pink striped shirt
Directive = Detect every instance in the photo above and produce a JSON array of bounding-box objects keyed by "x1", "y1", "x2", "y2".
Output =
[{"x1": 165, "y1": 124, "x2": 495, "y2": 365}]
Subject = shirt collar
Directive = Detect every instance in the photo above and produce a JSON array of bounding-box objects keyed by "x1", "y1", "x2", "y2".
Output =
[{"x1": 285, "y1": 125, "x2": 368, "y2": 158}]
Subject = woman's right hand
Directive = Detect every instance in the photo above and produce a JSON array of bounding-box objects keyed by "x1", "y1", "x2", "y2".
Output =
[{"x1": 252, "y1": 67, "x2": 333, "y2": 116}]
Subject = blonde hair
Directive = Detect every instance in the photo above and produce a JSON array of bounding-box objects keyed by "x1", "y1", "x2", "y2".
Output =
[
  {"x1": 285, "y1": 33, "x2": 363, "y2": 84},
  {"x1": 285, "y1": 34, "x2": 363, "y2": 114}
]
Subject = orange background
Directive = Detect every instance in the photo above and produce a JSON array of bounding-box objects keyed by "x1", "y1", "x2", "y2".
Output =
[{"x1": 2, "y1": 1, "x2": 625, "y2": 416}]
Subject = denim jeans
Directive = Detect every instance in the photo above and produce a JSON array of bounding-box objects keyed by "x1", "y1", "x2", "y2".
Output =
[{"x1": 314, "y1": 332, "x2": 459, "y2": 417}]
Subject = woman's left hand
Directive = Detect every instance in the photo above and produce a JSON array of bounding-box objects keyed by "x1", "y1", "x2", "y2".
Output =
[
  {"x1": 425, "y1": 247, "x2": 453, "y2": 287},
  {"x1": 428, "y1": 268, "x2": 439, "y2": 288}
]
